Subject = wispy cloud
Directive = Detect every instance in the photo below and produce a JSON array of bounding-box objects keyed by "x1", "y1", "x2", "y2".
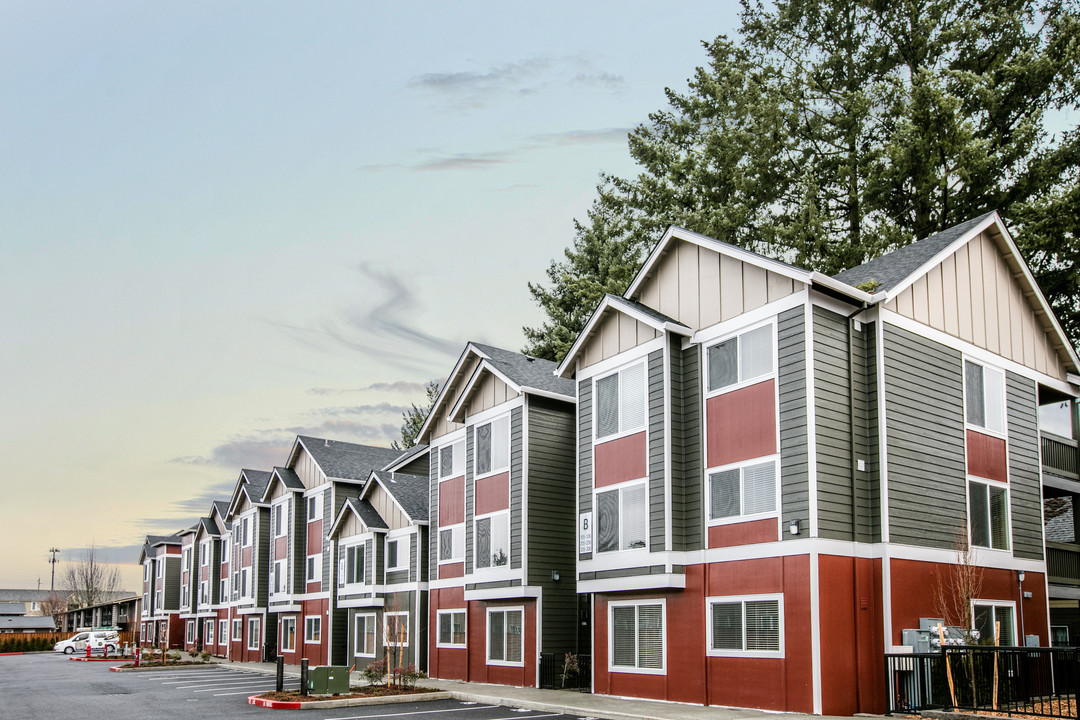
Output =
[
  {"x1": 530, "y1": 127, "x2": 631, "y2": 146},
  {"x1": 415, "y1": 151, "x2": 512, "y2": 172},
  {"x1": 171, "y1": 436, "x2": 292, "y2": 471},
  {"x1": 285, "y1": 420, "x2": 400, "y2": 445},
  {"x1": 308, "y1": 381, "x2": 430, "y2": 396}
]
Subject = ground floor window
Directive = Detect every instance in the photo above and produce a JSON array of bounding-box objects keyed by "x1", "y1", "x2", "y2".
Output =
[
  {"x1": 609, "y1": 599, "x2": 664, "y2": 673},
  {"x1": 974, "y1": 601, "x2": 1017, "y2": 645},
  {"x1": 219, "y1": 619, "x2": 227, "y2": 645},
  {"x1": 437, "y1": 609, "x2": 466, "y2": 648},
  {"x1": 1053, "y1": 625, "x2": 1070, "y2": 647},
  {"x1": 281, "y1": 617, "x2": 296, "y2": 652},
  {"x1": 204, "y1": 620, "x2": 214, "y2": 646},
  {"x1": 232, "y1": 618, "x2": 242, "y2": 641},
  {"x1": 186, "y1": 621, "x2": 195, "y2": 644},
  {"x1": 247, "y1": 617, "x2": 260, "y2": 650},
  {"x1": 707, "y1": 594, "x2": 783, "y2": 657},
  {"x1": 304, "y1": 616, "x2": 321, "y2": 644},
  {"x1": 487, "y1": 607, "x2": 523, "y2": 665},
  {"x1": 354, "y1": 614, "x2": 376, "y2": 656},
  {"x1": 384, "y1": 612, "x2": 409, "y2": 647}
]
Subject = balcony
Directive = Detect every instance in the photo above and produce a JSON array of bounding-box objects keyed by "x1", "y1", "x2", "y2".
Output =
[
  {"x1": 1043, "y1": 432, "x2": 1079, "y2": 479},
  {"x1": 1048, "y1": 541, "x2": 1080, "y2": 586}
]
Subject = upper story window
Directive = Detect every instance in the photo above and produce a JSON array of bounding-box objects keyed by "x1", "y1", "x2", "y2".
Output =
[
  {"x1": 475, "y1": 511, "x2": 510, "y2": 568},
  {"x1": 965, "y1": 360, "x2": 1005, "y2": 435},
  {"x1": 475, "y1": 416, "x2": 510, "y2": 477},
  {"x1": 596, "y1": 362, "x2": 646, "y2": 440},
  {"x1": 242, "y1": 517, "x2": 251, "y2": 547},
  {"x1": 969, "y1": 479, "x2": 1009, "y2": 551},
  {"x1": 273, "y1": 502, "x2": 286, "y2": 538},
  {"x1": 144, "y1": 563, "x2": 150, "y2": 581},
  {"x1": 200, "y1": 543, "x2": 208, "y2": 567},
  {"x1": 596, "y1": 481, "x2": 647, "y2": 552},
  {"x1": 342, "y1": 544, "x2": 365, "y2": 584},
  {"x1": 709, "y1": 458, "x2": 778, "y2": 522},
  {"x1": 307, "y1": 493, "x2": 321, "y2": 522},
  {"x1": 707, "y1": 324, "x2": 773, "y2": 393},
  {"x1": 182, "y1": 548, "x2": 191, "y2": 573},
  {"x1": 439, "y1": 526, "x2": 465, "y2": 564},
  {"x1": 440, "y1": 440, "x2": 466, "y2": 479},
  {"x1": 386, "y1": 538, "x2": 405, "y2": 572}
]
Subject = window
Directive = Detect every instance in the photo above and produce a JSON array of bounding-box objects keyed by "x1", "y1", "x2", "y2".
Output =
[
  {"x1": 304, "y1": 616, "x2": 321, "y2": 643},
  {"x1": 232, "y1": 619, "x2": 242, "y2": 641},
  {"x1": 181, "y1": 584, "x2": 189, "y2": 607},
  {"x1": 595, "y1": 362, "x2": 646, "y2": 439},
  {"x1": 273, "y1": 502, "x2": 286, "y2": 537},
  {"x1": 439, "y1": 526, "x2": 465, "y2": 563},
  {"x1": 707, "y1": 324, "x2": 774, "y2": 392},
  {"x1": 354, "y1": 614, "x2": 376, "y2": 656},
  {"x1": 610, "y1": 600, "x2": 665, "y2": 673},
  {"x1": 144, "y1": 563, "x2": 150, "y2": 581},
  {"x1": 438, "y1": 610, "x2": 467, "y2": 648},
  {"x1": 199, "y1": 581, "x2": 208, "y2": 605},
  {"x1": 384, "y1": 612, "x2": 409, "y2": 647},
  {"x1": 475, "y1": 512, "x2": 510, "y2": 568},
  {"x1": 475, "y1": 415, "x2": 510, "y2": 476},
  {"x1": 220, "y1": 576, "x2": 227, "y2": 601},
  {"x1": 439, "y1": 440, "x2": 466, "y2": 479},
  {"x1": 969, "y1": 480, "x2": 1009, "y2": 550},
  {"x1": 307, "y1": 493, "x2": 321, "y2": 522},
  {"x1": 596, "y1": 482, "x2": 647, "y2": 552},
  {"x1": 707, "y1": 595, "x2": 783, "y2": 657},
  {"x1": 247, "y1": 617, "x2": 260, "y2": 650},
  {"x1": 219, "y1": 620, "x2": 227, "y2": 645},
  {"x1": 281, "y1": 617, "x2": 296, "y2": 652},
  {"x1": 974, "y1": 602, "x2": 1016, "y2": 645},
  {"x1": 157, "y1": 558, "x2": 163, "y2": 578},
  {"x1": 205, "y1": 620, "x2": 214, "y2": 645},
  {"x1": 306, "y1": 554, "x2": 321, "y2": 583},
  {"x1": 487, "y1": 608, "x2": 523, "y2": 665},
  {"x1": 1052, "y1": 626, "x2": 1070, "y2": 647},
  {"x1": 965, "y1": 360, "x2": 1005, "y2": 435},
  {"x1": 386, "y1": 539, "x2": 406, "y2": 572},
  {"x1": 186, "y1": 621, "x2": 195, "y2": 644},
  {"x1": 708, "y1": 459, "x2": 778, "y2": 521},
  {"x1": 200, "y1": 543, "x2": 208, "y2": 566},
  {"x1": 183, "y1": 548, "x2": 191, "y2": 572},
  {"x1": 232, "y1": 570, "x2": 240, "y2": 600},
  {"x1": 272, "y1": 560, "x2": 286, "y2": 594},
  {"x1": 242, "y1": 517, "x2": 251, "y2": 547},
  {"x1": 343, "y1": 545, "x2": 365, "y2": 584},
  {"x1": 241, "y1": 567, "x2": 250, "y2": 597}
]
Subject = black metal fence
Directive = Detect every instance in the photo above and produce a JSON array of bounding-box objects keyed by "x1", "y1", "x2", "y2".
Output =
[
  {"x1": 539, "y1": 652, "x2": 591, "y2": 691},
  {"x1": 886, "y1": 647, "x2": 1080, "y2": 718}
]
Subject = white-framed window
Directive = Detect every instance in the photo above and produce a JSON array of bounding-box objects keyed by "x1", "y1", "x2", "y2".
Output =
[
  {"x1": 232, "y1": 570, "x2": 240, "y2": 600},
  {"x1": 965, "y1": 360, "x2": 1006, "y2": 435},
  {"x1": 973, "y1": 600, "x2": 1017, "y2": 645},
  {"x1": 609, "y1": 599, "x2": 665, "y2": 673},
  {"x1": 439, "y1": 525, "x2": 465, "y2": 564},
  {"x1": 232, "y1": 618, "x2": 242, "y2": 641},
  {"x1": 595, "y1": 361, "x2": 646, "y2": 440},
  {"x1": 595, "y1": 480, "x2": 647, "y2": 553},
  {"x1": 220, "y1": 576, "x2": 228, "y2": 601},
  {"x1": 969, "y1": 479, "x2": 1010, "y2": 550},
  {"x1": 219, "y1": 619, "x2": 227, "y2": 645},
  {"x1": 307, "y1": 493, "x2": 321, "y2": 522},
  {"x1": 304, "y1": 616, "x2": 321, "y2": 643},
  {"x1": 707, "y1": 457, "x2": 779, "y2": 523},
  {"x1": 384, "y1": 612, "x2": 409, "y2": 647},
  {"x1": 144, "y1": 562, "x2": 151, "y2": 581},
  {"x1": 186, "y1": 621, "x2": 195, "y2": 644},
  {"x1": 385, "y1": 538, "x2": 406, "y2": 572},
  {"x1": 437, "y1": 609, "x2": 467, "y2": 648},
  {"x1": 157, "y1": 558, "x2": 163, "y2": 578},
  {"x1": 487, "y1": 607, "x2": 523, "y2": 665},
  {"x1": 706, "y1": 322, "x2": 775, "y2": 394},
  {"x1": 273, "y1": 560, "x2": 286, "y2": 594},
  {"x1": 155, "y1": 589, "x2": 163, "y2": 610},
  {"x1": 199, "y1": 581, "x2": 208, "y2": 605},
  {"x1": 474, "y1": 511, "x2": 510, "y2": 568},
  {"x1": 247, "y1": 617, "x2": 260, "y2": 650},
  {"x1": 242, "y1": 516, "x2": 251, "y2": 547},
  {"x1": 281, "y1": 617, "x2": 296, "y2": 652},
  {"x1": 342, "y1": 544, "x2": 365, "y2": 584},
  {"x1": 475, "y1": 415, "x2": 510, "y2": 477},
  {"x1": 182, "y1": 548, "x2": 191, "y2": 572},
  {"x1": 200, "y1": 542, "x2": 209, "y2": 567},
  {"x1": 306, "y1": 554, "x2": 322, "y2": 583},
  {"x1": 439, "y1": 439, "x2": 466, "y2": 479},
  {"x1": 354, "y1": 613, "x2": 376, "y2": 656},
  {"x1": 241, "y1": 567, "x2": 250, "y2": 598},
  {"x1": 272, "y1": 501, "x2": 287, "y2": 538},
  {"x1": 181, "y1": 584, "x2": 189, "y2": 607},
  {"x1": 204, "y1": 619, "x2": 214, "y2": 646},
  {"x1": 706, "y1": 594, "x2": 783, "y2": 657}
]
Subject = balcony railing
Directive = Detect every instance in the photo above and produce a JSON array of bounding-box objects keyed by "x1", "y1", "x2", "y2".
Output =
[
  {"x1": 1043, "y1": 432, "x2": 1079, "y2": 479},
  {"x1": 1048, "y1": 541, "x2": 1080, "y2": 586}
]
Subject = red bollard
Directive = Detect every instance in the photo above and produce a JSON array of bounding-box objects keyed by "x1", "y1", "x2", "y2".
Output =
[
  {"x1": 86, "y1": 643, "x2": 91, "y2": 658},
  {"x1": 134, "y1": 647, "x2": 141, "y2": 668},
  {"x1": 103, "y1": 643, "x2": 108, "y2": 659}
]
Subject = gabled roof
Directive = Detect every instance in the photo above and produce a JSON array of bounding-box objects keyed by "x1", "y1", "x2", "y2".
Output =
[
  {"x1": 294, "y1": 435, "x2": 401, "y2": 483},
  {"x1": 0, "y1": 590, "x2": 56, "y2": 603},
  {"x1": 193, "y1": 516, "x2": 221, "y2": 539},
  {"x1": 1, "y1": 615, "x2": 56, "y2": 630},
  {"x1": 382, "y1": 443, "x2": 429, "y2": 473},
  {"x1": 260, "y1": 466, "x2": 305, "y2": 502},
  {"x1": 365, "y1": 470, "x2": 429, "y2": 523},
  {"x1": 328, "y1": 497, "x2": 389, "y2": 538},
  {"x1": 226, "y1": 469, "x2": 272, "y2": 518},
  {"x1": 0, "y1": 603, "x2": 26, "y2": 615}
]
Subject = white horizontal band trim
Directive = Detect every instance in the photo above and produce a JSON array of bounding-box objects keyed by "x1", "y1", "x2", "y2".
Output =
[
  {"x1": 578, "y1": 574, "x2": 686, "y2": 593},
  {"x1": 463, "y1": 585, "x2": 542, "y2": 602}
]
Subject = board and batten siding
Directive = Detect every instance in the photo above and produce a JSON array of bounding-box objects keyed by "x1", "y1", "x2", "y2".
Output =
[
  {"x1": 468, "y1": 371, "x2": 521, "y2": 417},
  {"x1": 779, "y1": 306, "x2": 809, "y2": 539},
  {"x1": 1007, "y1": 371, "x2": 1044, "y2": 560},
  {"x1": 577, "y1": 379, "x2": 593, "y2": 562},
  {"x1": 648, "y1": 349, "x2": 666, "y2": 551},
  {"x1": 883, "y1": 323, "x2": 967, "y2": 548},
  {"x1": 670, "y1": 337, "x2": 703, "y2": 551},
  {"x1": 510, "y1": 406, "x2": 524, "y2": 569},
  {"x1": 579, "y1": 309, "x2": 661, "y2": 370}
]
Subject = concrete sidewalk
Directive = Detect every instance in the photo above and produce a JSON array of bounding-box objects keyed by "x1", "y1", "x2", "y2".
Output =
[{"x1": 217, "y1": 658, "x2": 862, "y2": 720}]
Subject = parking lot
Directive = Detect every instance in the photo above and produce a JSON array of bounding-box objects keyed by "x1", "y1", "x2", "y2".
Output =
[{"x1": 0, "y1": 653, "x2": 593, "y2": 720}]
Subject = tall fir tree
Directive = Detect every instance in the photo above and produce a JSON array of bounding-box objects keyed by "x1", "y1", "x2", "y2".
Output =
[{"x1": 393, "y1": 380, "x2": 440, "y2": 450}]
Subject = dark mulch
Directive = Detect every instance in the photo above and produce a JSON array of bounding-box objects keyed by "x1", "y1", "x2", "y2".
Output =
[{"x1": 258, "y1": 686, "x2": 439, "y2": 702}]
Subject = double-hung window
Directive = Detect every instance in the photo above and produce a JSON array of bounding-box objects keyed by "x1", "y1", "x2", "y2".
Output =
[
  {"x1": 281, "y1": 617, "x2": 296, "y2": 652},
  {"x1": 232, "y1": 618, "x2": 242, "y2": 641},
  {"x1": 439, "y1": 526, "x2": 465, "y2": 564},
  {"x1": 708, "y1": 458, "x2": 778, "y2": 522},
  {"x1": 707, "y1": 324, "x2": 774, "y2": 392},
  {"x1": 609, "y1": 600, "x2": 665, "y2": 673},
  {"x1": 596, "y1": 481, "x2": 647, "y2": 552},
  {"x1": 241, "y1": 567, "x2": 250, "y2": 598},
  {"x1": 220, "y1": 575, "x2": 227, "y2": 601},
  {"x1": 384, "y1": 612, "x2": 409, "y2": 647},
  {"x1": 475, "y1": 416, "x2": 510, "y2": 476},
  {"x1": 219, "y1": 619, "x2": 227, "y2": 645},
  {"x1": 306, "y1": 554, "x2": 322, "y2": 583},
  {"x1": 969, "y1": 480, "x2": 1009, "y2": 550},
  {"x1": 475, "y1": 511, "x2": 510, "y2": 568},
  {"x1": 247, "y1": 617, "x2": 260, "y2": 650},
  {"x1": 200, "y1": 542, "x2": 208, "y2": 567},
  {"x1": 307, "y1": 493, "x2": 321, "y2": 523},
  {"x1": 385, "y1": 539, "x2": 405, "y2": 572},
  {"x1": 595, "y1": 362, "x2": 646, "y2": 439},
  {"x1": 707, "y1": 595, "x2": 783, "y2": 657},
  {"x1": 304, "y1": 616, "x2": 321, "y2": 644},
  {"x1": 354, "y1": 614, "x2": 376, "y2": 656},
  {"x1": 973, "y1": 601, "x2": 1016, "y2": 645},
  {"x1": 242, "y1": 517, "x2": 251, "y2": 547},
  {"x1": 273, "y1": 501, "x2": 286, "y2": 537},
  {"x1": 204, "y1": 620, "x2": 214, "y2": 645},
  {"x1": 487, "y1": 607, "x2": 523, "y2": 665},
  {"x1": 438, "y1": 610, "x2": 467, "y2": 648},
  {"x1": 273, "y1": 559, "x2": 286, "y2": 594},
  {"x1": 186, "y1": 621, "x2": 194, "y2": 644},
  {"x1": 965, "y1": 360, "x2": 1006, "y2": 435},
  {"x1": 440, "y1": 440, "x2": 465, "y2": 479},
  {"x1": 342, "y1": 544, "x2": 365, "y2": 584}
]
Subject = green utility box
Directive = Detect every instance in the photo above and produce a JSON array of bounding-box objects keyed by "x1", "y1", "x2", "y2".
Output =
[{"x1": 308, "y1": 665, "x2": 350, "y2": 695}]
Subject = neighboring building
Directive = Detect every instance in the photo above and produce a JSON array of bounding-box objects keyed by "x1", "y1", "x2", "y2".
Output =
[
  {"x1": 0, "y1": 602, "x2": 56, "y2": 633},
  {"x1": 0, "y1": 590, "x2": 54, "y2": 617},
  {"x1": 420, "y1": 343, "x2": 578, "y2": 687},
  {"x1": 554, "y1": 212, "x2": 1071, "y2": 714},
  {"x1": 64, "y1": 594, "x2": 140, "y2": 633},
  {"x1": 139, "y1": 534, "x2": 183, "y2": 647},
  {"x1": 179, "y1": 507, "x2": 229, "y2": 654},
  {"x1": 223, "y1": 469, "x2": 273, "y2": 662}
]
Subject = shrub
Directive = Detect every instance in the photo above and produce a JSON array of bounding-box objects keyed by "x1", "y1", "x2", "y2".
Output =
[
  {"x1": 200, "y1": 651, "x2": 211, "y2": 662},
  {"x1": 395, "y1": 664, "x2": 426, "y2": 690},
  {"x1": 166, "y1": 650, "x2": 181, "y2": 662},
  {"x1": 560, "y1": 652, "x2": 580, "y2": 688},
  {"x1": 362, "y1": 659, "x2": 387, "y2": 686}
]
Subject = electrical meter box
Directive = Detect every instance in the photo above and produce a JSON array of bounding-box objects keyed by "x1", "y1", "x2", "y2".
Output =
[{"x1": 308, "y1": 666, "x2": 350, "y2": 695}]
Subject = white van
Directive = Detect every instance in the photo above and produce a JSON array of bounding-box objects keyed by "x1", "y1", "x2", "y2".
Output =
[{"x1": 54, "y1": 630, "x2": 119, "y2": 654}]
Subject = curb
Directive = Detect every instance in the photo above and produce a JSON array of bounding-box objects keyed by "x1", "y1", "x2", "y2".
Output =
[
  {"x1": 69, "y1": 656, "x2": 129, "y2": 663},
  {"x1": 247, "y1": 690, "x2": 453, "y2": 710},
  {"x1": 110, "y1": 662, "x2": 222, "y2": 673}
]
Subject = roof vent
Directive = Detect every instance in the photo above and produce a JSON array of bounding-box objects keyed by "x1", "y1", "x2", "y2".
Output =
[
  {"x1": 526, "y1": 356, "x2": 534, "y2": 362},
  {"x1": 325, "y1": 439, "x2": 329, "y2": 447}
]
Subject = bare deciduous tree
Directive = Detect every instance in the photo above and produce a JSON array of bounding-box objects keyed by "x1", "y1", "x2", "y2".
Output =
[
  {"x1": 61, "y1": 545, "x2": 121, "y2": 608},
  {"x1": 40, "y1": 592, "x2": 69, "y2": 629},
  {"x1": 933, "y1": 532, "x2": 984, "y2": 642}
]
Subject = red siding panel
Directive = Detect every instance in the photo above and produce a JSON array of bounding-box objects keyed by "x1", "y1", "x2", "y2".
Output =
[
  {"x1": 594, "y1": 431, "x2": 647, "y2": 488},
  {"x1": 439, "y1": 476, "x2": 465, "y2": 525},
  {"x1": 967, "y1": 429, "x2": 1008, "y2": 482},
  {"x1": 439, "y1": 562, "x2": 464, "y2": 580},
  {"x1": 706, "y1": 380, "x2": 776, "y2": 468},
  {"x1": 707, "y1": 518, "x2": 777, "y2": 548},
  {"x1": 474, "y1": 472, "x2": 510, "y2": 515}
]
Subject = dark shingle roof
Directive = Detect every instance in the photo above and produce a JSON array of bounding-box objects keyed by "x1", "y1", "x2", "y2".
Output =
[
  {"x1": 0, "y1": 603, "x2": 26, "y2": 614},
  {"x1": 833, "y1": 212, "x2": 996, "y2": 292},
  {"x1": 1046, "y1": 496, "x2": 1074, "y2": 543},
  {"x1": 213, "y1": 501, "x2": 230, "y2": 517},
  {"x1": 0, "y1": 615, "x2": 55, "y2": 630},
  {"x1": 0, "y1": 590, "x2": 55, "y2": 603},
  {"x1": 298, "y1": 436, "x2": 401, "y2": 482},
  {"x1": 272, "y1": 467, "x2": 305, "y2": 492},
  {"x1": 470, "y1": 343, "x2": 575, "y2": 399},
  {"x1": 385, "y1": 443, "x2": 429, "y2": 472},
  {"x1": 371, "y1": 470, "x2": 429, "y2": 522},
  {"x1": 608, "y1": 294, "x2": 687, "y2": 329},
  {"x1": 342, "y1": 497, "x2": 388, "y2": 531},
  {"x1": 240, "y1": 469, "x2": 272, "y2": 500},
  {"x1": 148, "y1": 533, "x2": 182, "y2": 547},
  {"x1": 197, "y1": 517, "x2": 220, "y2": 536}
]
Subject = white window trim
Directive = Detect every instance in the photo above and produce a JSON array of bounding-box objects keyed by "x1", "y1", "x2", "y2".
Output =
[
  {"x1": 241, "y1": 567, "x2": 251, "y2": 598},
  {"x1": 304, "y1": 615, "x2": 322, "y2": 644},
  {"x1": 703, "y1": 318, "x2": 778, "y2": 398},
  {"x1": 592, "y1": 478, "x2": 650, "y2": 554},
  {"x1": 438, "y1": 523, "x2": 466, "y2": 565},
  {"x1": 967, "y1": 476, "x2": 1012, "y2": 552},
  {"x1": 705, "y1": 455, "x2": 781, "y2": 526},
  {"x1": 608, "y1": 598, "x2": 666, "y2": 675},
  {"x1": 486, "y1": 606, "x2": 525, "y2": 666},
  {"x1": 186, "y1": 621, "x2": 195, "y2": 644},
  {"x1": 307, "y1": 492, "x2": 322, "y2": 523},
  {"x1": 242, "y1": 516, "x2": 252, "y2": 547},
  {"x1": 204, "y1": 619, "x2": 214, "y2": 646},
  {"x1": 438, "y1": 439, "x2": 467, "y2": 480},
  {"x1": 280, "y1": 617, "x2": 296, "y2": 652},
  {"x1": 306, "y1": 554, "x2": 322, "y2": 583},
  {"x1": 473, "y1": 413, "x2": 512, "y2": 481},
  {"x1": 436, "y1": 609, "x2": 467, "y2": 649},
  {"x1": 384, "y1": 611, "x2": 409, "y2": 647},
  {"x1": 354, "y1": 613, "x2": 376, "y2": 657},
  {"x1": 272, "y1": 500, "x2": 288, "y2": 538},
  {"x1": 593, "y1": 359, "x2": 649, "y2": 444},
  {"x1": 341, "y1": 542, "x2": 366, "y2": 586},
  {"x1": 473, "y1": 508, "x2": 512, "y2": 570},
  {"x1": 972, "y1": 599, "x2": 1018, "y2": 646},
  {"x1": 247, "y1": 617, "x2": 260, "y2": 650},
  {"x1": 219, "y1": 620, "x2": 227, "y2": 645},
  {"x1": 964, "y1": 358, "x2": 1008, "y2": 439},
  {"x1": 200, "y1": 541, "x2": 209, "y2": 567},
  {"x1": 705, "y1": 593, "x2": 785, "y2": 658},
  {"x1": 385, "y1": 532, "x2": 409, "y2": 573},
  {"x1": 272, "y1": 559, "x2": 287, "y2": 595},
  {"x1": 232, "y1": 618, "x2": 242, "y2": 641}
]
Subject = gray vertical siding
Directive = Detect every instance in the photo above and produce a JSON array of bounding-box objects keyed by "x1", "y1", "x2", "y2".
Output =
[
  {"x1": 322, "y1": 487, "x2": 332, "y2": 592},
  {"x1": 577, "y1": 379, "x2": 593, "y2": 562},
  {"x1": 670, "y1": 338, "x2": 703, "y2": 551},
  {"x1": 258, "y1": 509, "x2": 270, "y2": 605},
  {"x1": 409, "y1": 531, "x2": 418, "y2": 582},
  {"x1": 779, "y1": 306, "x2": 809, "y2": 539},
  {"x1": 331, "y1": 605, "x2": 348, "y2": 665},
  {"x1": 428, "y1": 449, "x2": 439, "y2": 581},
  {"x1": 511, "y1": 406, "x2": 524, "y2": 569},
  {"x1": 293, "y1": 494, "x2": 305, "y2": 593},
  {"x1": 1007, "y1": 371, "x2": 1044, "y2": 560},
  {"x1": 648, "y1": 349, "x2": 666, "y2": 551},
  {"x1": 813, "y1": 306, "x2": 855, "y2": 540},
  {"x1": 464, "y1": 426, "x2": 474, "y2": 574},
  {"x1": 884, "y1": 323, "x2": 967, "y2": 548},
  {"x1": 863, "y1": 322, "x2": 881, "y2": 542},
  {"x1": 526, "y1": 396, "x2": 577, "y2": 654}
]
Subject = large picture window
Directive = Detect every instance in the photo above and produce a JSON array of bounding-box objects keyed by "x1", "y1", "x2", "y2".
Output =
[
  {"x1": 475, "y1": 416, "x2": 510, "y2": 476},
  {"x1": 438, "y1": 610, "x2": 467, "y2": 648},
  {"x1": 965, "y1": 360, "x2": 1005, "y2": 435},
  {"x1": 609, "y1": 600, "x2": 664, "y2": 673},
  {"x1": 487, "y1": 607, "x2": 523, "y2": 665},
  {"x1": 596, "y1": 481, "x2": 647, "y2": 552},
  {"x1": 707, "y1": 595, "x2": 783, "y2": 657},
  {"x1": 969, "y1": 480, "x2": 1009, "y2": 550},
  {"x1": 708, "y1": 459, "x2": 778, "y2": 521},
  {"x1": 595, "y1": 362, "x2": 646, "y2": 439},
  {"x1": 973, "y1": 601, "x2": 1016, "y2": 645},
  {"x1": 354, "y1": 614, "x2": 376, "y2": 656},
  {"x1": 384, "y1": 612, "x2": 409, "y2": 647},
  {"x1": 475, "y1": 511, "x2": 510, "y2": 568},
  {"x1": 707, "y1": 324, "x2": 773, "y2": 392}
]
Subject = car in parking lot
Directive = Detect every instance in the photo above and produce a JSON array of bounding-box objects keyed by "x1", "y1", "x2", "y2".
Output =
[{"x1": 53, "y1": 630, "x2": 120, "y2": 654}]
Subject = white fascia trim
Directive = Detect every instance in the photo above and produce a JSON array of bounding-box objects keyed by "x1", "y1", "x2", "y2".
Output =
[
  {"x1": 460, "y1": 395, "x2": 524, "y2": 428},
  {"x1": 428, "y1": 578, "x2": 468, "y2": 590},
  {"x1": 809, "y1": 271, "x2": 878, "y2": 304},
  {"x1": 449, "y1": 360, "x2": 523, "y2": 424},
  {"x1": 690, "y1": 291, "x2": 808, "y2": 347},
  {"x1": 810, "y1": 287, "x2": 866, "y2": 317},
  {"x1": 883, "y1": 213, "x2": 1000, "y2": 303},
  {"x1": 579, "y1": 574, "x2": 686, "y2": 594},
  {"x1": 237, "y1": 606, "x2": 271, "y2": 615},
  {"x1": 418, "y1": 342, "x2": 490, "y2": 443},
  {"x1": 518, "y1": 386, "x2": 576, "y2": 404},
  {"x1": 380, "y1": 581, "x2": 428, "y2": 594},
  {"x1": 327, "y1": 501, "x2": 364, "y2": 539},
  {"x1": 521, "y1": 395, "x2": 530, "y2": 583},
  {"x1": 663, "y1": 334, "x2": 673, "y2": 559},
  {"x1": 574, "y1": 336, "x2": 667, "y2": 382},
  {"x1": 338, "y1": 597, "x2": 385, "y2": 609},
  {"x1": 882, "y1": 310, "x2": 1077, "y2": 395},
  {"x1": 464, "y1": 585, "x2": 542, "y2": 602},
  {"x1": 363, "y1": 473, "x2": 416, "y2": 524}
]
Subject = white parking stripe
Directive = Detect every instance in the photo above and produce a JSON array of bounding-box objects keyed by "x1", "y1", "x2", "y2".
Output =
[
  {"x1": 171, "y1": 677, "x2": 273, "y2": 688},
  {"x1": 190, "y1": 681, "x2": 294, "y2": 692},
  {"x1": 330, "y1": 705, "x2": 498, "y2": 720}
]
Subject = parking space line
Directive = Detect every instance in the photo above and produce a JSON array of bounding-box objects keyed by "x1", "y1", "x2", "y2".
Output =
[
  {"x1": 213, "y1": 685, "x2": 299, "y2": 696},
  {"x1": 171, "y1": 677, "x2": 274, "y2": 688},
  {"x1": 190, "y1": 681, "x2": 293, "y2": 692},
  {"x1": 330, "y1": 705, "x2": 498, "y2": 720}
]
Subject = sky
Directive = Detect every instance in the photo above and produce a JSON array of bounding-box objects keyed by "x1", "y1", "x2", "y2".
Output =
[{"x1": 0, "y1": 1, "x2": 742, "y2": 592}]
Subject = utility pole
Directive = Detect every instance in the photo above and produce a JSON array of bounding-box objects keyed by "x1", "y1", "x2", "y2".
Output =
[{"x1": 49, "y1": 548, "x2": 60, "y2": 592}]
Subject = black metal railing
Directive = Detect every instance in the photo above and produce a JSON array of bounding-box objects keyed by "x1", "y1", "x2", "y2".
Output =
[
  {"x1": 539, "y1": 652, "x2": 591, "y2": 692},
  {"x1": 1049, "y1": 543, "x2": 1080, "y2": 586},
  {"x1": 887, "y1": 647, "x2": 1080, "y2": 718},
  {"x1": 1043, "y1": 433, "x2": 1079, "y2": 478}
]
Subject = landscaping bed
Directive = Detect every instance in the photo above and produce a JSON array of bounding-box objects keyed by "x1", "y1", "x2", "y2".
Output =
[{"x1": 259, "y1": 686, "x2": 440, "y2": 703}]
